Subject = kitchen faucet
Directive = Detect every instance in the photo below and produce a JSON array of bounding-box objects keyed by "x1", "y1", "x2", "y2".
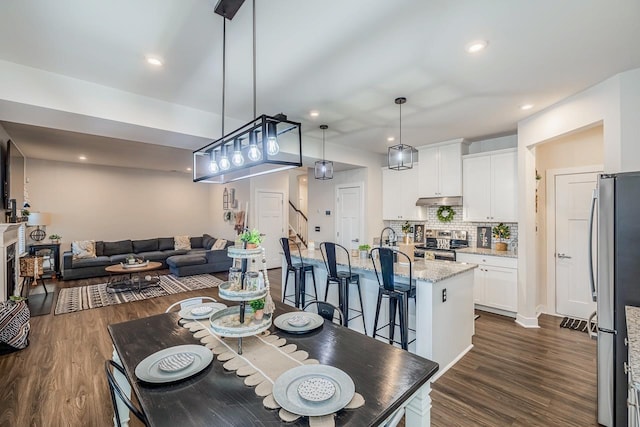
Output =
[{"x1": 379, "y1": 227, "x2": 397, "y2": 247}]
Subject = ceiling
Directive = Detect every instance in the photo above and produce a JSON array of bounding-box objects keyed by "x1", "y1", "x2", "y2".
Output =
[{"x1": 1, "y1": 0, "x2": 639, "y2": 170}]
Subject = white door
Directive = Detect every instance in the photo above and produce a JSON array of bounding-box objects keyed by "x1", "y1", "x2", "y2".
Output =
[
  {"x1": 336, "y1": 185, "x2": 363, "y2": 251},
  {"x1": 555, "y1": 172, "x2": 598, "y2": 319},
  {"x1": 256, "y1": 191, "x2": 284, "y2": 269}
]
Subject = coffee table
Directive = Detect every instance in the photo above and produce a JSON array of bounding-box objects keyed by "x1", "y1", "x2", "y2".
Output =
[{"x1": 105, "y1": 261, "x2": 162, "y2": 293}]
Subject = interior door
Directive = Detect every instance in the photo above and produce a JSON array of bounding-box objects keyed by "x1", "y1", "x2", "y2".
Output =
[
  {"x1": 336, "y1": 185, "x2": 362, "y2": 251},
  {"x1": 256, "y1": 191, "x2": 284, "y2": 269},
  {"x1": 555, "y1": 172, "x2": 598, "y2": 319}
]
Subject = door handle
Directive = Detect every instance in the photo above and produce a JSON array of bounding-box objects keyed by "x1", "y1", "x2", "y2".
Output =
[{"x1": 557, "y1": 253, "x2": 572, "y2": 259}]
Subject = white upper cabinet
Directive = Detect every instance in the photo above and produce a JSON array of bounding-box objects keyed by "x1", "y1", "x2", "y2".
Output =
[
  {"x1": 417, "y1": 140, "x2": 466, "y2": 198},
  {"x1": 462, "y1": 148, "x2": 517, "y2": 222},
  {"x1": 382, "y1": 166, "x2": 425, "y2": 221}
]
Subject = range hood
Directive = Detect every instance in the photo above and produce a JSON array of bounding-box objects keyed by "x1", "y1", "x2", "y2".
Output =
[{"x1": 415, "y1": 196, "x2": 463, "y2": 207}]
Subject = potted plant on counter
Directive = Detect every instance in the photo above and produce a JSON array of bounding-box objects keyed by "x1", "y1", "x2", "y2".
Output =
[
  {"x1": 49, "y1": 234, "x2": 62, "y2": 244},
  {"x1": 240, "y1": 229, "x2": 263, "y2": 249},
  {"x1": 250, "y1": 298, "x2": 265, "y2": 320},
  {"x1": 401, "y1": 221, "x2": 412, "y2": 243},
  {"x1": 358, "y1": 244, "x2": 371, "y2": 259},
  {"x1": 492, "y1": 223, "x2": 511, "y2": 251}
]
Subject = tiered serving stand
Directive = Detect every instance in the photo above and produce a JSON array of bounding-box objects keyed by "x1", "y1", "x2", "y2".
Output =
[{"x1": 210, "y1": 245, "x2": 272, "y2": 354}]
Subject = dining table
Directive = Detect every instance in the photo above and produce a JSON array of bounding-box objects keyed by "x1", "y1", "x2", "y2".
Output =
[{"x1": 108, "y1": 300, "x2": 439, "y2": 426}]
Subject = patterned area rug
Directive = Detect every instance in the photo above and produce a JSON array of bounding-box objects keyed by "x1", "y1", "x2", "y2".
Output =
[
  {"x1": 559, "y1": 316, "x2": 595, "y2": 333},
  {"x1": 54, "y1": 274, "x2": 223, "y2": 315}
]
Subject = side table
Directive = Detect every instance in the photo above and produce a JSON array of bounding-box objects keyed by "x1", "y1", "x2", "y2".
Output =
[{"x1": 28, "y1": 243, "x2": 61, "y2": 279}]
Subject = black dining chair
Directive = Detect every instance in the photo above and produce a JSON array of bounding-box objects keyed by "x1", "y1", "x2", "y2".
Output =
[
  {"x1": 280, "y1": 237, "x2": 318, "y2": 308},
  {"x1": 320, "y1": 242, "x2": 367, "y2": 335},
  {"x1": 303, "y1": 300, "x2": 345, "y2": 326},
  {"x1": 105, "y1": 360, "x2": 149, "y2": 427},
  {"x1": 370, "y1": 247, "x2": 416, "y2": 351}
]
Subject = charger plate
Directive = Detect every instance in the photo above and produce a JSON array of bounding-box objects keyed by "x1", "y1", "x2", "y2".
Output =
[
  {"x1": 273, "y1": 365, "x2": 355, "y2": 417},
  {"x1": 274, "y1": 312, "x2": 324, "y2": 334},
  {"x1": 178, "y1": 302, "x2": 227, "y2": 320},
  {"x1": 135, "y1": 345, "x2": 212, "y2": 383}
]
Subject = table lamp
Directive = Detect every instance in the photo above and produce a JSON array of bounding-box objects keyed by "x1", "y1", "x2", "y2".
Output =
[{"x1": 27, "y1": 212, "x2": 51, "y2": 241}]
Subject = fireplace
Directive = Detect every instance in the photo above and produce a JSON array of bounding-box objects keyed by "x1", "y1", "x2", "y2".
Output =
[{"x1": 0, "y1": 224, "x2": 23, "y2": 301}]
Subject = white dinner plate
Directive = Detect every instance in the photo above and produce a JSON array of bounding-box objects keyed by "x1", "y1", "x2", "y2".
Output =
[
  {"x1": 135, "y1": 345, "x2": 213, "y2": 383},
  {"x1": 274, "y1": 312, "x2": 324, "y2": 334},
  {"x1": 273, "y1": 365, "x2": 355, "y2": 416},
  {"x1": 178, "y1": 302, "x2": 228, "y2": 320}
]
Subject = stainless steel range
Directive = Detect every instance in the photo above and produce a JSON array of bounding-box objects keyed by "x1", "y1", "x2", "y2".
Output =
[{"x1": 415, "y1": 230, "x2": 469, "y2": 261}]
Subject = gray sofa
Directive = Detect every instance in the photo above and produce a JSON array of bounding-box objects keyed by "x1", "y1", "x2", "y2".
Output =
[{"x1": 62, "y1": 234, "x2": 234, "y2": 280}]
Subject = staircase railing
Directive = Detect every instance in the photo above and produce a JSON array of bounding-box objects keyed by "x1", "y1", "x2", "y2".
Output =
[{"x1": 288, "y1": 200, "x2": 308, "y2": 246}]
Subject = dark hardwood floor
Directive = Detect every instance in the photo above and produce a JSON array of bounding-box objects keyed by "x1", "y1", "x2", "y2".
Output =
[{"x1": 0, "y1": 269, "x2": 597, "y2": 426}]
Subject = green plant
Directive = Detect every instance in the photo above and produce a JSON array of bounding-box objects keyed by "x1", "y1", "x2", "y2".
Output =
[
  {"x1": 240, "y1": 229, "x2": 263, "y2": 244},
  {"x1": 437, "y1": 206, "x2": 455, "y2": 223},
  {"x1": 401, "y1": 221, "x2": 411, "y2": 234},
  {"x1": 49, "y1": 234, "x2": 62, "y2": 240},
  {"x1": 492, "y1": 223, "x2": 511, "y2": 242},
  {"x1": 358, "y1": 244, "x2": 371, "y2": 251},
  {"x1": 249, "y1": 298, "x2": 265, "y2": 312},
  {"x1": 21, "y1": 209, "x2": 30, "y2": 217}
]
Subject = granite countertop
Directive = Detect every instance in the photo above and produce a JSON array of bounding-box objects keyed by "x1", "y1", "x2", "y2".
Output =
[
  {"x1": 456, "y1": 247, "x2": 518, "y2": 258},
  {"x1": 626, "y1": 306, "x2": 640, "y2": 386},
  {"x1": 295, "y1": 249, "x2": 477, "y2": 283}
]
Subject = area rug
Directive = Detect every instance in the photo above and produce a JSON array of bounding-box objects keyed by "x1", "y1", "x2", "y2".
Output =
[
  {"x1": 559, "y1": 316, "x2": 595, "y2": 333},
  {"x1": 54, "y1": 274, "x2": 223, "y2": 315}
]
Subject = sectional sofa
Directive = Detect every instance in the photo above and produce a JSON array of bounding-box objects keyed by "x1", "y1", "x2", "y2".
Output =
[{"x1": 62, "y1": 234, "x2": 234, "y2": 280}]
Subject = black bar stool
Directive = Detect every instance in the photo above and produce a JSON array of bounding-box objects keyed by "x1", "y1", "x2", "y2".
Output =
[
  {"x1": 303, "y1": 300, "x2": 345, "y2": 326},
  {"x1": 280, "y1": 237, "x2": 317, "y2": 308},
  {"x1": 370, "y1": 247, "x2": 416, "y2": 350},
  {"x1": 320, "y1": 242, "x2": 367, "y2": 335}
]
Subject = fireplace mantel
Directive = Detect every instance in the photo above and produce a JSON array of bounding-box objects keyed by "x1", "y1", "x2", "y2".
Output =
[{"x1": 0, "y1": 223, "x2": 23, "y2": 301}]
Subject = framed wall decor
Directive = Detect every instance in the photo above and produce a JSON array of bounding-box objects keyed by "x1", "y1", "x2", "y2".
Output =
[
  {"x1": 413, "y1": 224, "x2": 425, "y2": 244},
  {"x1": 477, "y1": 226, "x2": 491, "y2": 249},
  {"x1": 223, "y1": 188, "x2": 229, "y2": 210}
]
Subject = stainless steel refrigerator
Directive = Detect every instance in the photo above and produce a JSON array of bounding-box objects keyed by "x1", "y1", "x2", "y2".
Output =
[{"x1": 591, "y1": 172, "x2": 640, "y2": 426}]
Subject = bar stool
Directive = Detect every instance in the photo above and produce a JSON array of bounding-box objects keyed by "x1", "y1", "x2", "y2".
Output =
[
  {"x1": 320, "y1": 242, "x2": 367, "y2": 335},
  {"x1": 370, "y1": 247, "x2": 416, "y2": 350},
  {"x1": 303, "y1": 300, "x2": 345, "y2": 326},
  {"x1": 280, "y1": 237, "x2": 317, "y2": 308}
]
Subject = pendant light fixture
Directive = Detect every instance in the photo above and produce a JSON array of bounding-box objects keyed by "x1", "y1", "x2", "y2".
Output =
[
  {"x1": 388, "y1": 97, "x2": 415, "y2": 170},
  {"x1": 314, "y1": 124, "x2": 334, "y2": 180},
  {"x1": 192, "y1": 0, "x2": 302, "y2": 184}
]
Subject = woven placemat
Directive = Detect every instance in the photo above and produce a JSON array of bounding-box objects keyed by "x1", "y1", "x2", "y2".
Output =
[{"x1": 183, "y1": 319, "x2": 364, "y2": 426}]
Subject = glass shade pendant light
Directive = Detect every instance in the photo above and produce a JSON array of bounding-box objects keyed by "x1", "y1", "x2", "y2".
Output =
[
  {"x1": 314, "y1": 124, "x2": 334, "y2": 180},
  {"x1": 219, "y1": 145, "x2": 231, "y2": 171},
  {"x1": 266, "y1": 122, "x2": 280, "y2": 156},
  {"x1": 209, "y1": 150, "x2": 219, "y2": 173},
  {"x1": 247, "y1": 131, "x2": 261, "y2": 161},
  {"x1": 231, "y1": 138, "x2": 245, "y2": 166},
  {"x1": 388, "y1": 97, "x2": 414, "y2": 170}
]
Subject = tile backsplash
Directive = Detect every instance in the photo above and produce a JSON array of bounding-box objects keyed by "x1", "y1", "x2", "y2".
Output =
[{"x1": 386, "y1": 206, "x2": 518, "y2": 248}]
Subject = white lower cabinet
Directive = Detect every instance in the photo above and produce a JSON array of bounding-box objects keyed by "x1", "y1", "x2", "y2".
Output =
[{"x1": 457, "y1": 253, "x2": 518, "y2": 316}]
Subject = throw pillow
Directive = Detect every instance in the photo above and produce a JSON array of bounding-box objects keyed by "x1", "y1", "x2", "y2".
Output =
[
  {"x1": 202, "y1": 234, "x2": 216, "y2": 249},
  {"x1": 190, "y1": 236, "x2": 204, "y2": 249},
  {"x1": 211, "y1": 239, "x2": 227, "y2": 250},
  {"x1": 174, "y1": 235, "x2": 191, "y2": 251},
  {"x1": 72, "y1": 240, "x2": 97, "y2": 260},
  {"x1": 158, "y1": 237, "x2": 174, "y2": 251}
]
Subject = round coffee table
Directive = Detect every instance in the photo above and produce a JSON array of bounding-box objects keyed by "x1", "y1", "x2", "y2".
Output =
[{"x1": 105, "y1": 261, "x2": 163, "y2": 293}]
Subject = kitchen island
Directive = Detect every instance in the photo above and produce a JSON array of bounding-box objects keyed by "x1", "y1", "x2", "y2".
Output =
[{"x1": 283, "y1": 249, "x2": 477, "y2": 379}]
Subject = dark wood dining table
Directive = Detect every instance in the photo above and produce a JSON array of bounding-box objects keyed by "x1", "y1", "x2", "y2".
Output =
[{"x1": 108, "y1": 300, "x2": 439, "y2": 426}]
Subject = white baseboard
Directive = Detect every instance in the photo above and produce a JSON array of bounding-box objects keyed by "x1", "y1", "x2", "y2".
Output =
[
  {"x1": 515, "y1": 313, "x2": 540, "y2": 328},
  {"x1": 475, "y1": 304, "x2": 516, "y2": 318},
  {"x1": 430, "y1": 344, "x2": 474, "y2": 382}
]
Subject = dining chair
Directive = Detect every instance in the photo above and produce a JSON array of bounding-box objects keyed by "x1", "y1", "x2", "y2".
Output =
[
  {"x1": 303, "y1": 300, "x2": 345, "y2": 326},
  {"x1": 105, "y1": 360, "x2": 149, "y2": 427},
  {"x1": 320, "y1": 242, "x2": 367, "y2": 335},
  {"x1": 280, "y1": 237, "x2": 317, "y2": 308},
  {"x1": 370, "y1": 247, "x2": 416, "y2": 351},
  {"x1": 165, "y1": 296, "x2": 217, "y2": 313}
]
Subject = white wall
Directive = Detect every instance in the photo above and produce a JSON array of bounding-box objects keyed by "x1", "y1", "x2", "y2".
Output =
[
  {"x1": 208, "y1": 179, "x2": 250, "y2": 241},
  {"x1": 468, "y1": 134, "x2": 517, "y2": 154},
  {"x1": 516, "y1": 67, "x2": 640, "y2": 328},
  {"x1": 26, "y1": 158, "x2": 214, "y2": 251}
]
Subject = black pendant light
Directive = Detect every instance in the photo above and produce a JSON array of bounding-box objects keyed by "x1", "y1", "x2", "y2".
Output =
[
  {"x1": 314, "y1": 125, "x2": 334, "y2": 180},
  {"x1": 388, "y1": 97, "x2": 415, "y2": 170}
]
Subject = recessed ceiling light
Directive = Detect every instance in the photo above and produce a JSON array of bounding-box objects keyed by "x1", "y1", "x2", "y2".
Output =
[
  {"x1": 146, "y1": 56, "x2": 163, "y2": 67},
  {"x1": 78, "y1": 155, "x2": 87, "y2": 160},
  {"x1": 387, "y1": 137, "x2": 395, "y2": 142},
  {"x1": 520, "y1": 104, "x2": 534, "y2": 110},
  {"x1": 466, "y1": 40, "x2": 488, "y2": 54},
  {"x1": 310, "y1": 111, "x2": 319, "y2": 117}
]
